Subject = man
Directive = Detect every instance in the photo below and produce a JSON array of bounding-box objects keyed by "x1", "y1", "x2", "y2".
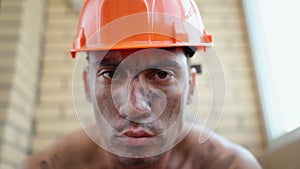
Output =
[{"x1": 19, "y1": 0, "x2": 262, "y2": 168}]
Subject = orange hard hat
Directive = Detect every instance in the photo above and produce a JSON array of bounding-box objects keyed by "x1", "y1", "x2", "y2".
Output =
[{"x1": 70, "y1": 0, "x2": 213, "y2": 58}]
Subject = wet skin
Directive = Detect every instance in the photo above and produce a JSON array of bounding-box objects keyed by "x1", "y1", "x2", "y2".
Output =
[{"x1": 18, "y1": 48, "x2": 262, "y2": 169}]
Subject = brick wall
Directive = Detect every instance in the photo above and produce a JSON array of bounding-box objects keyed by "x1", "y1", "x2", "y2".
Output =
[
  {"x1": 32, "y1": 0, "x2": 82, "y2": 151},
  {"x1": 0, "y1": 0, "x2": 46, "y2": 168},
  {"x1": 195, "y1": 0, "x2": 266, "y2": 156},
  {"x1": 32, "y1": 0, "x2": 265, "y2": 161}
]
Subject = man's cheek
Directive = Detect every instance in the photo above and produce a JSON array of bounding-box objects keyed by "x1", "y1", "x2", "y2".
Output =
[
  {"x1": 95, "y1": 89, "x2": 116, "y2": 119},
  {"x1": 160, "y1": 95, "x2": 183, "y2": 127}
]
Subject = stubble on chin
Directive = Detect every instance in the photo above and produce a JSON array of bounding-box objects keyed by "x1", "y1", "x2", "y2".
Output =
[{"x1": 116, "y1": 154, "x2": 162, "y2": 168}]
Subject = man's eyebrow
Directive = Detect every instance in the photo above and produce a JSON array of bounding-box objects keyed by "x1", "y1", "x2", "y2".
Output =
[
  {"x1": 93, "y1": 59, "x2": 182, "y2": 69},
  {"x1": 93, "y1": 59, "x2": 120, "y2": 68},
  {"x1": 147, "y1": 60, "x2": 182, "y2": 69}
]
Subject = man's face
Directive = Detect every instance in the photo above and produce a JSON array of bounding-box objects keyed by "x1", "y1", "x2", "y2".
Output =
[{"x1": 84, "y1": 48, "x2": 195, "y2": 159}]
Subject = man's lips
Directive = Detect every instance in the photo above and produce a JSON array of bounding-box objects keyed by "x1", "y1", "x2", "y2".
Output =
[
  {"x1": 123, "y1": 130, "x2": 154, "y2": 138},
  {"x1": 118, "y1": 129, "x2": 156, "y2": 146}
]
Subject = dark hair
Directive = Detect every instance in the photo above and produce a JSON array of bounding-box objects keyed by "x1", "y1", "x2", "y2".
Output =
[
  {"x1": 160, "y1": 46, "x2": 196, "y2": 58},
  {"x1": 183, "y1": 46, "x2": 197, "y2": 58}
]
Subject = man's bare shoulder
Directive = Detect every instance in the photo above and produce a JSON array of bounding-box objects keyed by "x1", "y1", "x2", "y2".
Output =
[
  {"x1": 175, "y1": 125, "x2": 262, "y2": 169},
  {"x1": 18, "y1": 128, "x2": 101, "y2": 169}
]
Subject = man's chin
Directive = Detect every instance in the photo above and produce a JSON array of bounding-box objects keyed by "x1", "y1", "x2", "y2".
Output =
[{"x1": 117, "y1": 154, "x2": 162, "y2": 168}]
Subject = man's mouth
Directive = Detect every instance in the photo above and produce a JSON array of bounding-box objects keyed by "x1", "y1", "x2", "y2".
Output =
[
  {"x1": 123, "y1": 130, "x2": 154, "y2": 138},
  {"x1": 119, "y1": 129, "x2": 156, "y2": 146}
]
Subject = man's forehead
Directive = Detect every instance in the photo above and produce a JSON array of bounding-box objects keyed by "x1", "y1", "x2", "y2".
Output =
[
  {"x1": 88, "y1": 47, "x2": 184, "y2": 63},
  {"x1": 89, "y1": 49, "x2": 136, "y2": 63}
]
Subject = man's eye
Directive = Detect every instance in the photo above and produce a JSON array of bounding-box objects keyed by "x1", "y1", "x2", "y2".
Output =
[
  {"x1": 156, "y1": 71, "x2": 168, "y2": 79},
  {"x1": 151, "y1": 70, "x2": 173, "y2": 81},
  {"x1": 101, "y1": 70, "x2": 115, "y2": 79}
]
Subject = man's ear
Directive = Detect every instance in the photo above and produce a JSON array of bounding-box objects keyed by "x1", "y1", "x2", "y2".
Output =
[
  {"x1": 187, "y1": 67, "x2": 196, "y2": 104},
  {"x1": 83, "y1": 67, "x2": 91, "y2": 102}
]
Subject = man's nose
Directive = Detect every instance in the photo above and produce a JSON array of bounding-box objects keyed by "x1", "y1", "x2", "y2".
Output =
[{"x1": 118, "y1": 76, "x2": 152, "y2": 122}]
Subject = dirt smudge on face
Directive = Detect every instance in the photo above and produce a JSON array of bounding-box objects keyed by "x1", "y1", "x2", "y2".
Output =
[{"x1": 39, "y1": 160, "x2": 50, "y2": 169}]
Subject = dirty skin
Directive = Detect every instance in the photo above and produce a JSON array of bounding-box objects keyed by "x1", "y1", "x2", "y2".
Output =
[{"x1": 39, "y1": 154, "x2": 59, "y2": 169}]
